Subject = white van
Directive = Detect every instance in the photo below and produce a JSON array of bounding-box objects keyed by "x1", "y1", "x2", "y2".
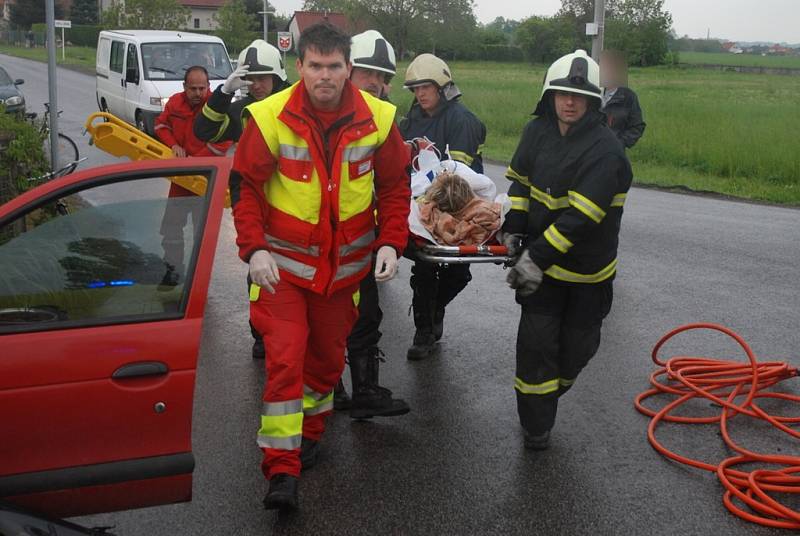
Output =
[{"x1": 96, "y1": 30, "x2": 232, "y2": 135}]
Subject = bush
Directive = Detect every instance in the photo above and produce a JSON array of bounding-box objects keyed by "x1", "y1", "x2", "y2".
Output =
[{"x1": 0, "y1": 109, "x2": 48, "y2": 205}]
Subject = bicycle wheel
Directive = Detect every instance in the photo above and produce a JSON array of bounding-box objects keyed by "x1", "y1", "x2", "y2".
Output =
[{"x1": 43, "y1": 132, "x2": 80, "y2": 177}]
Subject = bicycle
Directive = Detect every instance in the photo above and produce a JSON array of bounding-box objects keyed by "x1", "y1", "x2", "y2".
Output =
[{"x1": 26, "y1": 102, "x2": 80, "y2": 177}]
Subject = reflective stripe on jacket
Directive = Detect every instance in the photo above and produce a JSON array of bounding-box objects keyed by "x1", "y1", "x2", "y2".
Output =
[{"x1": 243, "y1": 81, "x2": 397, "y2": 294}]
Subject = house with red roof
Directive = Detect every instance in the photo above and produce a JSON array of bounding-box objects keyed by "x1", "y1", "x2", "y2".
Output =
[{"x1": 287, "y1": 11, "x2": 363, "y2": 52}]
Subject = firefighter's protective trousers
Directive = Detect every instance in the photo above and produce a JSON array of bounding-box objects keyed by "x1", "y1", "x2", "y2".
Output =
[
  {"x1": 515, "y1": 280, "x2": 613, "y2": 435},
  {"x1": 250, "y1": 279, "x2": 359, "y2": 478}
]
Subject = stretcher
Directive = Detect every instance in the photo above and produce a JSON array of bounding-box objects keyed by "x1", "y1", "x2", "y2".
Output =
[
  {"x1": 408, "y1": 146, "x2": 514, "y2": 265},
  {"x1": 84, "y1": 112, "x2": 232, "y2": 207},
  {"x1": 413, "y1": 243, "x2": 513, "y2": 264}
]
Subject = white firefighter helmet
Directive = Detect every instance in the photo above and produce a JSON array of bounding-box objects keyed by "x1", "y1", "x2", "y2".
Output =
[
  {"x1": 404, "y1": 53, "x2": 461, "y2": 100},
  {"x1": 351, "y1": 30, "x2": 396, "y2": 76},
  {"x1": 539, "y1": 49, "x2": 601, "y2": 102},
  {"x1": 238, "y1": 39, "x2": 287, "y2": 81}
]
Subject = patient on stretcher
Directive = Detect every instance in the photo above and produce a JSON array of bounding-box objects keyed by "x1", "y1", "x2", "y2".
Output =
[{"x1": 417, "y1": 172, "x2": 502, "y2": 246}]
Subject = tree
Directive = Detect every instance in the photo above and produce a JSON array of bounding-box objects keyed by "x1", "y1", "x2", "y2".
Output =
[
  {"x1": 215, "y1": 0, "x2": 258, "y2": 54},
  {"x1": 9, "y1": 1, "x2": 65, "y2": 29},
  {"x1": 605, "y1": 0, "x2": 672, "y2": 65},
  {"x1": 102, "y1": 0, "x2": 190, "y2": 30},
  {"x1": 71, "y1": 0, "x2": 99, "y2": 25},
  {"x1": 516, "y1": 15, "x2": 576, "y2": 64}
]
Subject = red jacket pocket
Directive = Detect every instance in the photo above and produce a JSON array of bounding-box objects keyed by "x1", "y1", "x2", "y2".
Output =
[{"x1": 278, "y1": 157, "x2": 313, "y2": 183}]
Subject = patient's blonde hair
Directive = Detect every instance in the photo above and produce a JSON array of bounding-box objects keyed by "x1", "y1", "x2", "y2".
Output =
[{"x1": 425, "y1": 172, "x2": 474, "y2": 213}]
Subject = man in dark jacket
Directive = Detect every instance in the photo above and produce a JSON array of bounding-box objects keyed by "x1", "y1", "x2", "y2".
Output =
[
  {"x1": 193, "y1": 39, "x2": 289, "y2": 359},
  {"x1": 194, "y1": 39, "x2": 290, "y2": 145},
  {"x1": 600, "y1": 50, "x2": 646, "y2": 148},
  {"x1": 501, "y1": 50, "x2": 632, "y2": 451},
  {"x1": 332, "y1": 29, "x2": 410, "y2": 420},
  {"x1": 399, "y1": 53, "x2": 487, "y2": 361}
]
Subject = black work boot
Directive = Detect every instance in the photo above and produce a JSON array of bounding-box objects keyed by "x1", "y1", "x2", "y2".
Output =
[
  {"x1": 333, "y1": 378, "x2": 351, "y2": 411},
  {"x1": 407, "y1": 330, "x2": 437, "y2": 360},
  {"x1": 433, "y1": 305, "x2": 445, "y2": 342},
  {"x1": 263, "y1": 473, "x2": 299, "y2": 510},
  {"x1": 524, "y1": 430, "x2": 551, "y2": 451},
  {"x1": 300, "y1": 437, "x2": 319, "y2": 470},
  {"x1": 407, "y1": 285, "x2": 437, "y2": 360},
  {"x1": 350, "y1": 347, "x2": 411, "y2": 419}
]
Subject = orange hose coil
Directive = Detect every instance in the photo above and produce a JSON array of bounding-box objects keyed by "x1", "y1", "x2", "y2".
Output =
[{"x1": 635, "y1": 323, "x2": 800, "y2": 529}]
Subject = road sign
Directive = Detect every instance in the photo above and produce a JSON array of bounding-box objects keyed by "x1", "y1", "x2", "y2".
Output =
[
  {"x1": 54, "y1": 19, "x2": 72, "y2": 28},
  {"x1": 277, "y1": 32, "x2": 292, "y2": 52}
]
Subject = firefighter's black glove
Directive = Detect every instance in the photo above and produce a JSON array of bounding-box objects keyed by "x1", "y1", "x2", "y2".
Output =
[
  {"x1": 499, "y1": 232, "x2": 525, "y2": 258},
  {"x1": 506, "y1": 249, "x2": 543, "y2": 297}
]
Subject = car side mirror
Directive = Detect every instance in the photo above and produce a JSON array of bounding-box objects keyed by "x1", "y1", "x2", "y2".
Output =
[
  {"x1": 126, "y1": 69, "x2": 139, "y2": 85},
  {"x1": 14, "y1": 79, "x2": 23, "y2": 85}
]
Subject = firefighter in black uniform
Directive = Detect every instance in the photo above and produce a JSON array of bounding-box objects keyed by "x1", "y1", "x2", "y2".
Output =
[
  {"x1": 332, "y1": 30, "x2": 410, "y2": 419},
  {"x1": 399, "y1": 53, "x2": 487, "y2": 360},
  {"x1": 193, "y1": 39, "x2": 289, "y2": 359},
  {"x1": 501, "y1": 50, "x2": 632, "y2": 450}
]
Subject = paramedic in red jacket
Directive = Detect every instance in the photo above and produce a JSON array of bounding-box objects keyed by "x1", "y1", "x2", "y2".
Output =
[
  {"x1": 154, "y1": 66, "x2": 232, "y2": 286},
  {"x1": 229, "y1": 23, "x2": 410, "y2": 511}
]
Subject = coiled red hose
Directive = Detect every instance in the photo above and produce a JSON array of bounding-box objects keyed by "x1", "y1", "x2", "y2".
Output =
[{"x1": 634, "y1": 323, "x2": 800, "y2": 529}]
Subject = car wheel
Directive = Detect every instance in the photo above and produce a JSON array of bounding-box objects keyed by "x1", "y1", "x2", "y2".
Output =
[{"x1": 99, "y1": 97, "x2": 108, "y2": 112}]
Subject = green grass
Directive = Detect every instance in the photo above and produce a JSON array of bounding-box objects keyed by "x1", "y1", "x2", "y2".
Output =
[
  {"x1": 3, "y1": 44, "x2": 798, "y2": 204},
  {"x1": 679, "y1": 51, "x2": 800, "y2": 69},
  {"x1": 391, "y1": 60, "x2": 800, "y2": 204},
  {"x1": 0, "y1": 44, "x2": 96, "y2": 72}
]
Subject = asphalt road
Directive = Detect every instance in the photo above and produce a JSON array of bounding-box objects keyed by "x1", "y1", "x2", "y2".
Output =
[{"x1": 4, "y1": 54, "x2": 799, "y2": 535}]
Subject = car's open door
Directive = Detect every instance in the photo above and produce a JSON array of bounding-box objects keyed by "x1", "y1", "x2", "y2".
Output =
[{"x1": 0, "y1": 157, "x2": 231, "y2": 518}]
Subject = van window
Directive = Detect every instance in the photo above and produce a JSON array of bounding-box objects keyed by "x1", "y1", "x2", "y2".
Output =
[
  {"x1": 110, "y1": 41, "x2": 125, "y2": 74},
  {"x1": 126, "y1": 43, "x2": 139, "y2": 82},
  {"x1": 141, "y1": 42, "x2": 232, "y2": 81},
  {"x1": 97, "y1": 37, "x2": 110, "y2": 70}
]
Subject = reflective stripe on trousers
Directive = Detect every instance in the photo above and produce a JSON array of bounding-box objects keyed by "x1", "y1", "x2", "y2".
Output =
[
  {"x1": 257, "y1": 399, "x2": 303, "y2": 450},
  {"x1": 303, "y1": 385, "x2": 334, "y2": 416}
]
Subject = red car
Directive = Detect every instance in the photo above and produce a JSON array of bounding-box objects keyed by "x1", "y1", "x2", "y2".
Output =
[{"x1": 0, "y1": 157, "x2": 231, "y2": 519}]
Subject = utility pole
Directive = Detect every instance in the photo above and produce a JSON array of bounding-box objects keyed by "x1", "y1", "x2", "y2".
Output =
[
  {"x1": 260, "y1": 0, "x2": 275, "y2": 43},
  {"x1": 591, "y1": 0, "x2": 606, "y2": 62},
  {"x1": 46, "y1": 0, "x2": 59, "y2": 172}
]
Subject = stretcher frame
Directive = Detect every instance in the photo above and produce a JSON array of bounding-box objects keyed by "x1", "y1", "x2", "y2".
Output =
[{"x1": 412, "y1": 242, "x2": 513, "y2": 265}]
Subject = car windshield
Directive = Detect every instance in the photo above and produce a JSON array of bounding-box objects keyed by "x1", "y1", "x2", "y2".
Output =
[
  {"x1": 0, "y1": 67, "x2": 13, "y2": 86},
  {"x1": 142, "y1": 42, "x2": 232, "y2": 81}
]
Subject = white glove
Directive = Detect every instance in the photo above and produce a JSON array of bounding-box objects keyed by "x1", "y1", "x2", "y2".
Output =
[
  {"x1": 374, "y1": 245, "x2": 398, "y2": 282},
  {"x1": 506, "y1": 249, "x2": 543, "y2": 297},
  {"x1": 249, "y1": 250, "x2": 280, "y2": 294},
  {"x1": 222, "y1": 64, "x2": 252, "y2": 94}
]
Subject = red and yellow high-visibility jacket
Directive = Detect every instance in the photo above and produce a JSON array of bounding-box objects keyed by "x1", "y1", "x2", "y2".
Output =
[{"x1": 230, "y1": 80, "x2": 411, "y2": 295}]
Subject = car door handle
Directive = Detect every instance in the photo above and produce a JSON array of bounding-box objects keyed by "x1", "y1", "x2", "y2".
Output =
[{"x1": 112, "y1": 361, "x2": 169, "y2": 379}]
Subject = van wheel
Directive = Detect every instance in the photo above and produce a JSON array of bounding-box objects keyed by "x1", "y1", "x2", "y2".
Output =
[
  {"x1": 135, "y1": 111, "x2": 147, "y2": 134},
  {"x1": 99, "y1": 98, "x2": 108, "y2": 112}
]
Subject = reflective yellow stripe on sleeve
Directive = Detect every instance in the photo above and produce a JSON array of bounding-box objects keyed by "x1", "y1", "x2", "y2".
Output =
[
  {"x1": 568, "y1": 190, "x2": 606, "y2": 223},
  {"x1": 449, "y1": 150, "x2": 474, "y2": 166},
  {"x1": 544, "y1": 258, "x2": 618, "y2": 284},
  {"x1": 530, "y1": 186, "x2": 570, "y2": 210},
  {"x1": 610, "y1": 193, "x2": 627, "y2": 208},
  {"x1": 543, "y1": 224, "x2": 574, "y2": 254},
  {"x1": 505, "y1": 167, "x2": 532, "y2": 187},
  {"x1": 510, "y1": 196, "x2": 530, "y2": 212},
  {"x1": 515, "y1": 377, "x2": 560, "y2": 395},
  {"x1": 202, "y1": 103, "x2": 227, "y2": 122}
]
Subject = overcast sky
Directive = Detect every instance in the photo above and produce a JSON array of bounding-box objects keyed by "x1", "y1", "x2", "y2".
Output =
[{"x1": 270, "y1": 0, "x2": 797, "y2": 43}]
